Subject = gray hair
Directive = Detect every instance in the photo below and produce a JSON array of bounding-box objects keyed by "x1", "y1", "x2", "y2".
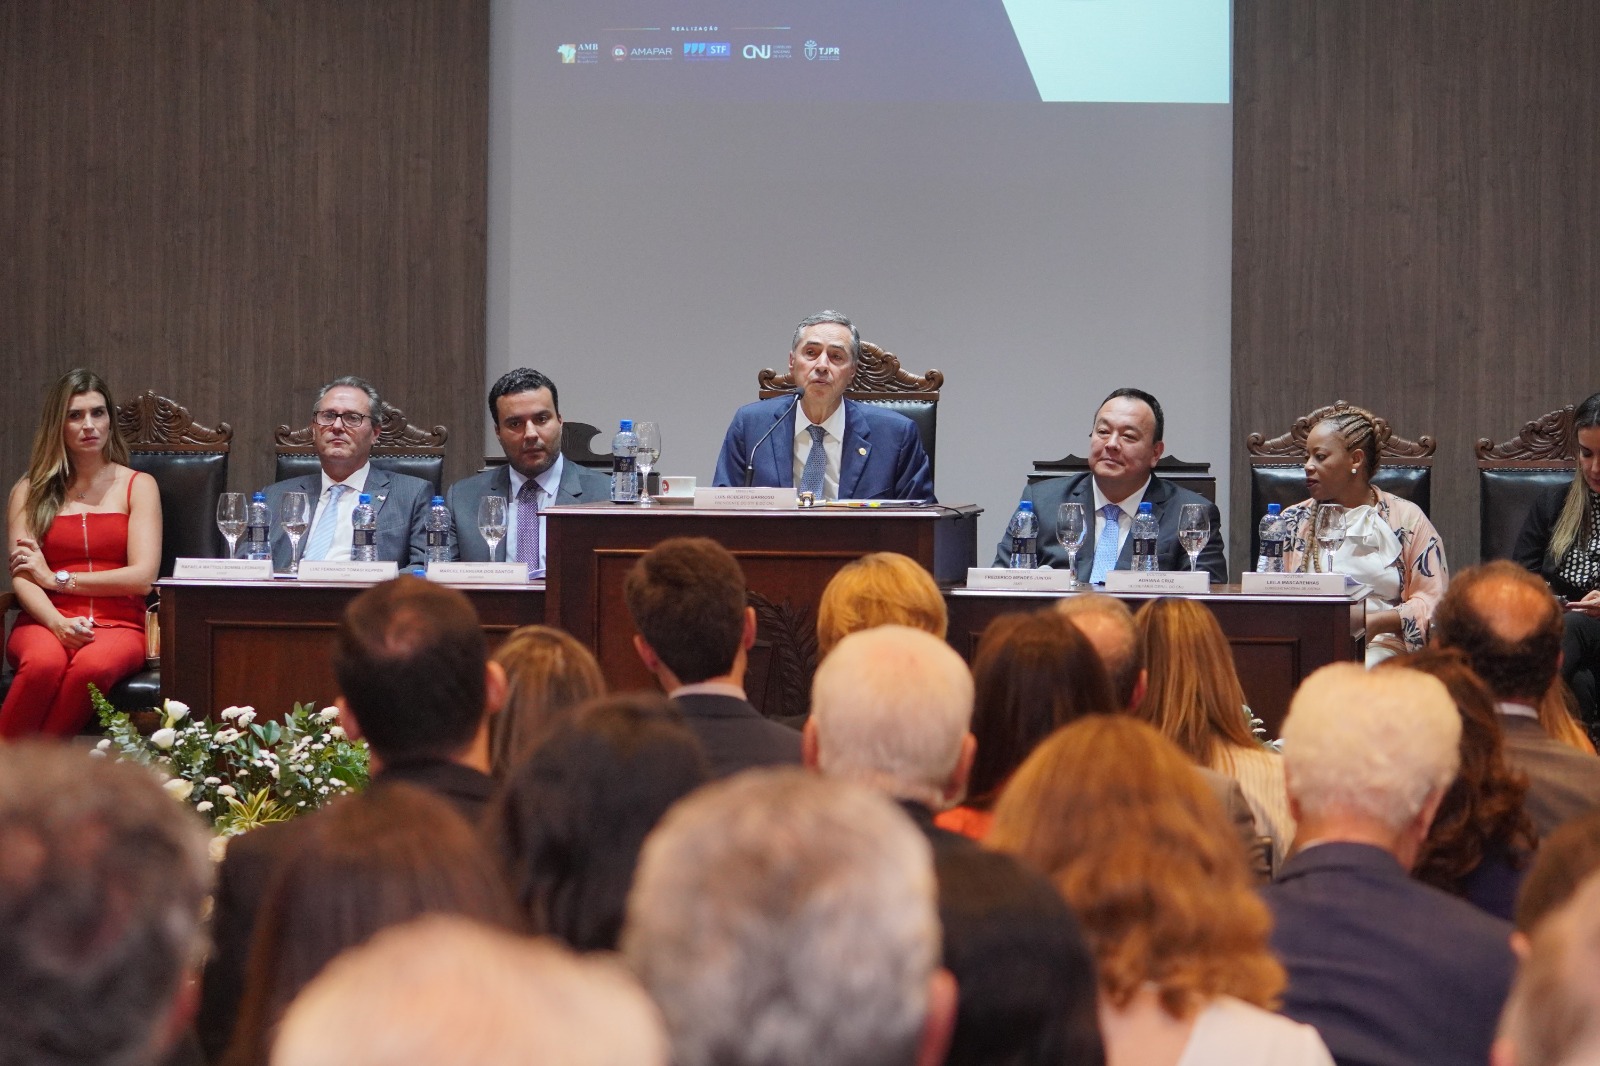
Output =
[
  {"x1": 0, "y1": 744, "x2": 211, "y2": 1066},
  {"x1": 314, "y1": 375, "x2": 382, "y2": 417},
  {"x1": 791, "y1": 310, "x2": 861, "y2": 364},
  {"x1": 622, "y1": 769, "x2": 939, "y2": 1066},
  {"x1": 810, "y1": 625, "x2": 975, "y2": 807},
  {"x1": 1281, "y1": 663, "x2": 1461, "y2": 830},
  {"x1": 1056, "y1": 594, "x2": 1141, "y2": 708}
]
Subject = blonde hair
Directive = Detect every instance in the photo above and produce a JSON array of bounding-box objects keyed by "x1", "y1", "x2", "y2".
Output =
[
  {"x1": 988, "y1": 717, "x2": 1284, "y2": 1017},
  {"x1": 1548, "y1": 393, "x2": 1600, "y2": 566},
  {"x1": 489, "y1": 626, "x2": 606, "y2": 776},
  {"x1": 816, "y1": 552, "x2": 947, "y2": 658},
  {"x1": 1133, "y1": 598, "x2": 1258, "y2": 769},
  {"x1": 23, "y1": 369, "x2": 130, "y2": 537}
]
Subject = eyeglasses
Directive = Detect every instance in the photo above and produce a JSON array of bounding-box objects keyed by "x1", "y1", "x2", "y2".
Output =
[{"x1": 313, "y1": 409, "x2": 371, "y2": 430}]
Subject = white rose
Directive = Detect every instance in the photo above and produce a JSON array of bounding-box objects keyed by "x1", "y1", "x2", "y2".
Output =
[
  {"x1": 235, "y1": 709, "x2": 256, "y2": 726},
  {"x1": 163, "y1": 699, "x2": 190, "y2": 722},
  {"x1": 195, "y1": 801, "x2": 214, "y2": 813},
  {"x1": 96, "y1": 738, "x2": 112, "y2": 751},
  {"x1": 328, "y1": 725, "x2": 346, "y2": 739},
  {"x1": 318, "y1": 706, "x2": 340, "y2": 722},
  {"x1": 204, "y1": 776, "x2": 221, "y2": 785},
  {"x1": 218, "y1": 784, "x2": 237, "y2": 798},
  {"x1": 163, "y1": 778, "x2": 194, "y2": 801},
  {"x1": 150, "y1": 728, "x2": 177, "y2": 750},
  {"x1": 87, "y1": 748, "x2": 106, "y2": 759}
]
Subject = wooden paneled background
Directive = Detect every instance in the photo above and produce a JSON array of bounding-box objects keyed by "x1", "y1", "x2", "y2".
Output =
[
  {"x1": 0, "y1": 1, "x2": 487, "y2": 557},
  {"x1": 1232, "y1": 2, "x2": 1599, "y2": 573}
]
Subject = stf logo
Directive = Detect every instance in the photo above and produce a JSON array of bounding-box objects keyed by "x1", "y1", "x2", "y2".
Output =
[{"x1": 684, "y1": 41, "x2": 731, "y2": 58}]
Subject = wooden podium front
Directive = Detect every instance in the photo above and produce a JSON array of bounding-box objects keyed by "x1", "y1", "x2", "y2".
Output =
[{"x1": 544, "y1": 503, "x2": 980, "y2": 719}]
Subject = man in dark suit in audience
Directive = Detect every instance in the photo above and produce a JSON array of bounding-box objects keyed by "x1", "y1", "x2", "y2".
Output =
[
  {"x1": 624, "y1": 536, "x2": 801, "y2": 778},
  {"x1": 995, "y1": 387, "x2": 1227, "y2": 582},
  {"x1": 445, "y1": 368, "x2": 609, "y2": 570},
  {"x1": 1434, "y1": 560, "x2": 1600, "y2": 837},
  {"x1": 197, "y1": 577, "x2": 507, "y2": 1061},
  {"x1": 1264, "y1": 662, "x2": 1515, "y2": 1066}
]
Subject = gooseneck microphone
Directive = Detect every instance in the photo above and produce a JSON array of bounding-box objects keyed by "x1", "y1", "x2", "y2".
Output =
[{"x1": 743, "y1": 392, "x2": 802, "y2": 487}]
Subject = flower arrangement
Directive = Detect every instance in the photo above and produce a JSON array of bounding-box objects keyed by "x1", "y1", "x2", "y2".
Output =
[{"x1": 91, "y1": 686, "x2": 370, "y2": 836}]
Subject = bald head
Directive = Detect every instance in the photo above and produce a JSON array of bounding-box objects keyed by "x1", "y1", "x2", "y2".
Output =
[
  {"x1": 1055, "y1": 594, "x2": 1140, "y2": 709},
  {"x1": 1434, "y1": 561, "x2": 1564, "y2": 703}
]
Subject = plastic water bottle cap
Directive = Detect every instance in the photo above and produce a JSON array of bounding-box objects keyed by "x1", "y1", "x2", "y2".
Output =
[
  {"x1": 1017, "y1": 501, "x2": 1033, "y2": 512},
  {"x1": 431, "y1": 496, "x2": 444, "y2": 506},
  {"x1": 620, "y1": 419, "x2": 633, "y2": 431},
  {"x1": 1267, "y1": 503, "x2": 1281, "y2": 515},
  {"x1": 358, "y1": 493, "x2": 372, "y2": 504},
  {"x1": 253, "y1": 491, "x2": 266, "y2": 501},
  {"x1": 1138, "y1": 502, "x2": 1153, "y2": 513}
]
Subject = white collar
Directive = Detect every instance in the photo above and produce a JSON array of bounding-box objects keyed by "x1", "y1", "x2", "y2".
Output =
[
  {"x1": 796, "y1": 400, "x2": 848, "y2": 443},
  {"x1": 1495, "y1": 700, "x2": 1540, "y2": 721},
  {"x1": 508, "y1": 454, "x2": 565, "y2": 500},
  {"x1": 1091, "y1": 475, "x2": 1152, "y2": 517},
  {"x1": 320, "y1": 462, "x2": 371, "y2": 496}
]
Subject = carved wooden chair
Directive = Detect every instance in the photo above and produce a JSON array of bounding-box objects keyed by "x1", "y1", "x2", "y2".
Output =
[
  {"x1": 1476, "y1": 405, "x2": 1577, "y2": 562},
  {"x1": 274, "y1": 401, "x2": 449, "y2": 494}
]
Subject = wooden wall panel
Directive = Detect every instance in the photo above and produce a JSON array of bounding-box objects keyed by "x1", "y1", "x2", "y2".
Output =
[
  {"x1": 1232, "y1": 1, "x2": 1598, "y2": 571},
  {"x1": 0, "y1": 1, "x2": 486, "y2": 548}
]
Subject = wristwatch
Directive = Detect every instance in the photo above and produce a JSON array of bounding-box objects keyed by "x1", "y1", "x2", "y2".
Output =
[{"x1": 53, "y1": 569, "x2": 75, "y2": 592}]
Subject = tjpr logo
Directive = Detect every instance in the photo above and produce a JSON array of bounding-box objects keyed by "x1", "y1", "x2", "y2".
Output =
[{"x1": 803, "y1": 39, "x2": 841, "y2": 61}]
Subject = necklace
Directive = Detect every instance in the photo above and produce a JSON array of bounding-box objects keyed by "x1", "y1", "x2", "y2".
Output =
[{"x1": 70, "y1": 467, "x2": 112, "y2": 500}]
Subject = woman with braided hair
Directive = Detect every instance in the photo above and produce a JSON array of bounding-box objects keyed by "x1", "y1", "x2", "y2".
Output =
[{"x1": 1279, "y1": 405, "x2": 1449, "y2": 665}]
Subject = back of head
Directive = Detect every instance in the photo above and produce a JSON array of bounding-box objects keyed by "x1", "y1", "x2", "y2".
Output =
[
  {"x1": 271, "y1": 915, "x2": 667, "y2": 1066},
  {"x1": 334, "y1": 576, "x2": 488, "y2": 763},
  {"x1": 967, "y1": 611, "x2": 1116, "y2": 807},
  {"x1": 817, "y1": 552, "x2": 948, "y2": 657},
  {"x1": 1281, "y1": 662, "x2": 1461, "y2": 831},
  {"x1": 622, "y1": 769, "x2": 939, "y2": 1066},
  {"x1": 0, "y1": 743, "x2": 210, "y2": 1066},
  {"x1": 1433, "y1": 561, "x2": 1564, "y2": 704},
  {"x1": 1497, "y1": 872, "x2": 1600, "y2": 1066},
  {"x1": 1056, "y1": 594, "x2": 1142, "y2": 709},
  {"x1": 810, "y1": 625, "x2": 975, "y2": 806},
  {"x1": 489, "y1": 625, "x2": 606, "y2": 777},
  {"x1": 623, "y1": 537, "x2": 746, "y2": 683},
  {"x1": 1134, "y1": 598, "x2": 1255, "y2": 764},
  {"x1": 1516, "y1": 809, "x2": 1600, "y2": 935},
  {"x1": 486, "y1": 694, "x2": 710, "y2": 951}
]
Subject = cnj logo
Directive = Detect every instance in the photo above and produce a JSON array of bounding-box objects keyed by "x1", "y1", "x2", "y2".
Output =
[
  {"x1": 803, "y1": 39, "x2": 841, "y2": 60},
  {"x1": 744, "y1": 44, "x2": 769, "y2": 58},
  {"x1": 683, "y1": 41, "x2": 731, "y2": 59}
]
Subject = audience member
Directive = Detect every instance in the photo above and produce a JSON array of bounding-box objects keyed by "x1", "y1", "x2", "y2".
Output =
[
  {"x1": 199, "y1": 576, "x2": 507, "y2": 1060},
  {"x1": 1434, "y1": 560, "x2": 1600, "y2": 835},
  {"x1": 1378, "y1": 648, "x2": 1537, "y2": 921},
  {"x1": 988, "y1": 717, "x2": 1331, "y2": 1066},
  {"x1": 624, "y1": 536, "x2": 800, "y2": 777},
  {"x1": 1134, "y1": 597, "x2": 1295, "y2": 870},
  {"x1": 222, "y1": 785, "x2": 517, "y2": 1066},
  {"x1": 484, "y1": 694, "x2": 709, "y2": 951},
  {"x1": 488, "y1": 624, "x2": 605, "y2": 777},
  {"x1": 1263, "y1": 662, "x2": 1515, "y2": 1066},
  {"x1": 816, "y1": 551, "x2": 948, "y2": 658},
  {"x1": 271, "y1": 915, "x2": 667, "y2": 1066},
  {"x1": 621, "y1": 769, "x2": 955, "y2": 1066},
  {"x1": 0, "y1": 743, "x2": 211, "y2": 1066},
  {"x1": 1493, "y1": 871, "x2": 1600, "y2": 1066},
  {"x1": 1514, "y1": 809, "x2": 1600, "y2": 939}
]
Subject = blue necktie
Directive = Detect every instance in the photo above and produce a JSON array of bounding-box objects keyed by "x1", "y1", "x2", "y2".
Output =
[
  {"x1": 1089, "y1": 503, "x2": 1123, "y2": 584},
  {"x1": 799, "y1": 424, "x2": 827, "y2": 498},
  {"x1": 303, "y1": 484, "x2": 349, "y2": 561}
]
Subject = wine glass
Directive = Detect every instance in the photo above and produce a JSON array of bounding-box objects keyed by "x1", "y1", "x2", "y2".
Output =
[
  {"x1": 1315, "y1": 505, "x2": 1348, "y2": 573},
  {"x1": 478, "y1": 495, "x2": 508, "y2": 561},
  {"x1": 279, "y1": 491, "x2": 311, "y2": 573},
  {"x1": 634, "y1": 422, "x2": 662, "y2": 505},
  {"x1": 1178, "y1": 503, "x2": 1210, "y2": 575},
  {"x1": 216, "y1": 492, "x2": 246, "y2": 558},
  {"x1": 1056, "y1": 502, "x2": 1088, "y2": 588}
]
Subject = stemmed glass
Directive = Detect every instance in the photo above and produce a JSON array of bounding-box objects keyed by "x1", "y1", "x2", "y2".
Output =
[
  {"x1": 634, "y1": 422, "x2": 662, "y2": 505},
  {"x1": 1178, "y1": 503, "x2": 1210, "y2": 575},
  {"x1": 216, "y1": 492, "x2": 246, "y2": 558},
  {"x1": 279, "y1": 491, "x2": 311, "y2": 574},
  {"x1": 1315, "y1": 505, "x2": 1348, "y2": 573},
  {"x1": 478, "y1": 495, "x2": 508, "y2": 562},
  {"x1": 1057, "y1": 503, "x2": 1088, "y2": 588}
]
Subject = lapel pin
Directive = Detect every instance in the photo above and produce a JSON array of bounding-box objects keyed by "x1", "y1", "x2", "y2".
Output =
[{"x1": 858, "y1": 447, "x2": 867, "y2": 455}]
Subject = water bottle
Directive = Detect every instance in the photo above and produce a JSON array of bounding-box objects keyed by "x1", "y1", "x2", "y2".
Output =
[
  {"x1": 610, "y1": 419, "x2": 640, "y2": 504},
  {"x1": 425, "y1": 496, "x2": 451, "y2": 563},
  {"x1": 1006, "y1": 501, "x2": 1039, "y2": 569},
  {"x1": 351, "y1": 493, "x2": 378, "y2": 562},
  {"x1": 1257, "y1": 504, "x2": 1285, "y2": 573},
  {"x1": 245, "y1": 492, "x2": 271, "y2": 561},
  {"x1": 1131, "y1": 502, "x2": 1159, "y2": 571}
]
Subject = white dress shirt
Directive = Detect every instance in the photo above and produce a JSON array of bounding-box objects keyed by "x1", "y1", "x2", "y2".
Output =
[
  {"x1": 314, "y1": 463, "x2": 371, "y2": 562},
  {"x1": 506, "y1": 455, "x2": 565, "y2": 574},
  {"x1": 791, "y1": 402, "x2": 847, "y2": 499},
  {"x1": 1091, "y1": 476, "x2": 1152, "y2": 559}
]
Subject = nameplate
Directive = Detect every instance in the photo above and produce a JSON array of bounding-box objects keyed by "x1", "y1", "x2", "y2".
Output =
[
  {"x1": 1240, "y1": 572, "x2": 1349, "y2": 596},
  {"x1": 296, "y1": 561, "x2": 399, "y2": 583},
  {"x1": 172, "y1": 558, "x2": 274, "y2": 581},
  {"x1": 425, "y1": 562, "x2": 530, "y2": 584},
  {"x1": 965, "y1": 567, "x2": 1079, "y2": 593},
  {"x1": 693, "y1": 487, "x2": 798, "y2": 510},
  {"x1": 1103, "y1": 571, "x2": 1211, "y2": 594}
]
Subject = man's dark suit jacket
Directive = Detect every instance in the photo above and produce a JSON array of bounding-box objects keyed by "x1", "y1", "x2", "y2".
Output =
[
  {"x1": 712, "y1": 396, "x2": 936, "y2": 502},
  {"x1": 670, "y1": 692, "x2": 802, "y2": 779},
  {"x1": 255, "y1": 466, "x2": 432, "y2": 570},
  {"x1": 993, "y1": 472, "x2": 1228, "y2": 584},
  {"x1": 444, "y1": 457, "x2": 611, "y2": 562},
  {"x1": 1499, "y1": 712, "x2": 1600, "y2": 836},
  {"x1": 195, "y1": 761, "x2": 496, "y2": 1062},
  {"x1": 1262, "y1": 841, "x2": 1515, "y2": 1066}
]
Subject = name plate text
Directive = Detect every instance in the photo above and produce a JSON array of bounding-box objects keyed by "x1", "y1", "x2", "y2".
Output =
[
  {"x1": 297, "y1": 561, "x2": 399, "y2": 583},
  {"x1": 693, "y1": 487, "x2": 798, "y2": 510},
  {"x1": 1239, "y1": 572, "x2": 1351, "y2": 596},
  {"x1": 172, "y1": 558, "x2": 274, "y2": 581},
  {"x1": 425, "y1": 562, "x2": 531, "y2": 584},
  {"x1": 965, "y1": 567, "x2": 1080, "y2": 593},
  {"x1": 1103, "y1": 571, "x2": 1211, "y2": 594}
]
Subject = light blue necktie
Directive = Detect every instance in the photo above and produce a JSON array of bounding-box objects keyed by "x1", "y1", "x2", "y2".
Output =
[
  {"x1": 303, "y1": 484, "x2": 349, "y2": 562},
  {"x1": 799, "y1": 424, "x2": 827, "y2": 498},
  {"x1": 1089, "y1": 503, "x2": 1124, "y2": 584}
]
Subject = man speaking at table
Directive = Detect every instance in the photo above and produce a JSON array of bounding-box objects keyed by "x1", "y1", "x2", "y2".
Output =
[
  {"x1": 995, "y1": 387, "x2": 1227, "y2": 583},
  {"x1": 713, "y1": 311, "x2": 935, "y2": 502}
]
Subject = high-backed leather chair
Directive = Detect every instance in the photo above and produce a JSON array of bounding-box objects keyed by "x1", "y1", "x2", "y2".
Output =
[
  {"x1": 1244, "y1": 401, "x2": 1436, "y2": 564},
  {"x1": 274, "y1": 401, "x2": 448, "y2": 493},
  {"x1": 558, "y1": 421, "x2": 610, "y2": 471},
  {"x1": 1028, "y1": 454, "x2": 1216, "y2": 502},
  {"x1": 1476, "y1": 405, "x2": 1577, "y2": 563},
  {"x1": 758, "y1": 341, "x2": 943, "y2": 478}
]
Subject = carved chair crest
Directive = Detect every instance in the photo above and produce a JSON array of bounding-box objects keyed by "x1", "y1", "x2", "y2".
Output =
[
  {"x1": 116, "y1": 391, "x2": 233, "y2": 450},
  {"x1": 1246, "y1": 401, "x2": 1436, "y2": 461},
  {"x1": 275, "y1": 401, "x2": 448, "y2": 452},
  {"x1": 1475, "y1": 406, "x2": 1577, "y2": 464},
  {"x1": 759, "y1": 342, "x2": 943, "y2": 398}
]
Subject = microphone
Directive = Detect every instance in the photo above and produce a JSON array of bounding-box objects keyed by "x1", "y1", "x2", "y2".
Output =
[{"x1": 744, "y1": 392, "x2": 801, "y2": 487}]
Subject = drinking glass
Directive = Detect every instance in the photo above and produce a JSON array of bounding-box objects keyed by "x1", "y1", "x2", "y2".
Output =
[
  {"x1": 1056, "y1": 502, "x2": 1088, "y2": 588},
  {"x1": 1315, "y1": 505, "x2": 1348, "y2": 573},
  {"x1": 1178, "y1": 503, "x2": 1210, "y2": 574},
  {"x1": 279, "y1": 491, "x2": 311, "y2": 573},
  {"x1": 478, "y1": 495, "x2": 508, "y2": 561},
  {"x1": 634, "y1": 422, "x2": 662, "y2": 505},
  {"x1": 216, "y1": 492, "x2": 246, "y2": 558}
]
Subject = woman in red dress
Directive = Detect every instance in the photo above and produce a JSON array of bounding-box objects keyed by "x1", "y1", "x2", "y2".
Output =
[{"x1": 3, "y1": 369, "x2": 161, "y2": 737}]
